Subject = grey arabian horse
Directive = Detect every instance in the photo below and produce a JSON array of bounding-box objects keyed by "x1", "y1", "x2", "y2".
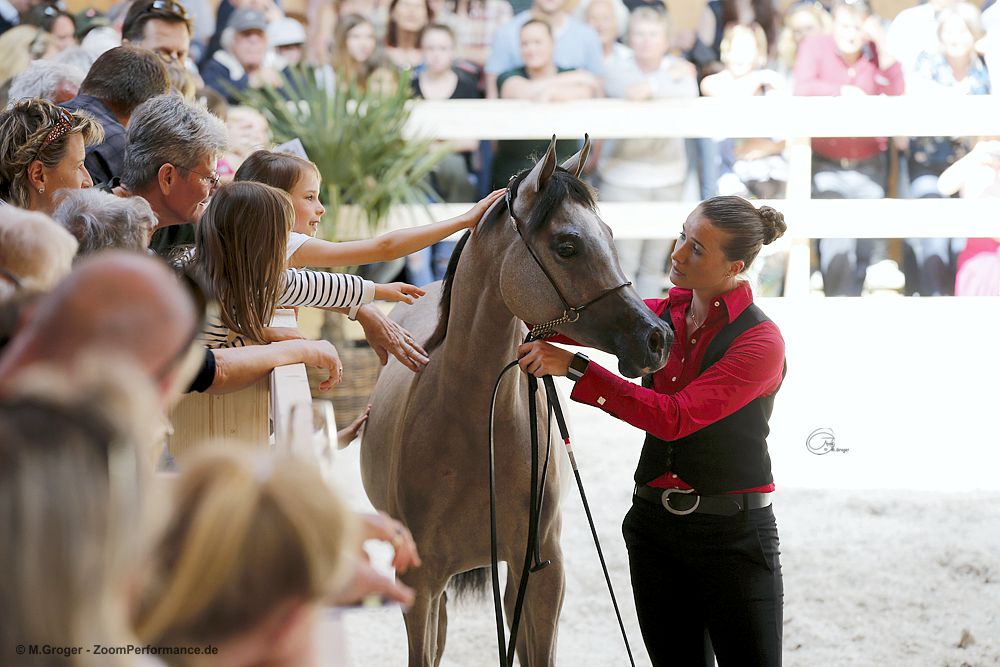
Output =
[{"x1": 361, "y1": 137, "x2": 670, "y2": 666}]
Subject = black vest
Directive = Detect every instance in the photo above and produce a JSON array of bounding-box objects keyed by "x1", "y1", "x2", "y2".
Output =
[{"x1": 634, "y1": 303, "x2": 786, "y2": 495}]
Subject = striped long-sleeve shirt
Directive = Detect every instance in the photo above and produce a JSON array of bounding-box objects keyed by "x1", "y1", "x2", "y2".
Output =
[{"x1": 199, "y1": 269, "x2": 375, "y2": 349}]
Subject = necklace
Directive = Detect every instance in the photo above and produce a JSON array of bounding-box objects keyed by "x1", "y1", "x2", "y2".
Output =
[{"x1": 688, "y1": 304, "x2": 706, "y2": 330}]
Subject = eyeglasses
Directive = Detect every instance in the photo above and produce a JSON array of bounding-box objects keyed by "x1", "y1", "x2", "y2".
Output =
[
  {"x1": 184, "y1": 166, "x2": 221, "y2": 188},
  {"x1": 146, "y1": 0, "x2": 190, "y2": 20}
]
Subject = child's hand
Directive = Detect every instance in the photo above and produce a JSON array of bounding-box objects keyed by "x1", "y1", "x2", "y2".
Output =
[
  {"x1": 337, "y1": 405, "x2": 370, "y2": 449},
  {"x1": 374, "y1": 282, "x2": 426, "y2": 304},
  {"x1": 460, "y1": 189, "x2": 506, "y2": 230}
]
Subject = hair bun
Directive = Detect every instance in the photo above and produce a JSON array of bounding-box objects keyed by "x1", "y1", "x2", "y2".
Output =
[{"x1": 757, "y1": 205, "x2": 786, "y2": 245}]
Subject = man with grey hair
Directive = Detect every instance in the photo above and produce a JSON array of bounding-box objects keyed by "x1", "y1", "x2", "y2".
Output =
[
  {"x1": 52, "y1": 188, "x2": 157, "y2": 257},
  {"x1": 118, "y1": 93, "x2": 226, "y2": 256},
  {"x1": 7, "y1": 60, "x2": 85, "y2": 104}
]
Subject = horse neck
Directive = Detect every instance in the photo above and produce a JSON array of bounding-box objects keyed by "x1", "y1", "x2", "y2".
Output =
[{"x1": 438, "y1": 226, "x2": 524, "y2": 369}]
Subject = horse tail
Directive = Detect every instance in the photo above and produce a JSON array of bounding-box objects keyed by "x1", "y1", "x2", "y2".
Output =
[
  {"x1": 424, "y1": 229, "x2": 471, "y2": 353},
  {"x1": 448, "y1": 567, "x2": 489, "y2": 600}
]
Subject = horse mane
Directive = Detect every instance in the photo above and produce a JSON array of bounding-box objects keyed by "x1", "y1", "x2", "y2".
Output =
[{"x1": 424, "y1": 167, "x2": 596, "y2": 352}]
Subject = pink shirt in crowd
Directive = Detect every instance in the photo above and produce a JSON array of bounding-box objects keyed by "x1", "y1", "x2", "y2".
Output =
[{"x1": 793, "y1": 34, "x2": 904, "y2": 162}]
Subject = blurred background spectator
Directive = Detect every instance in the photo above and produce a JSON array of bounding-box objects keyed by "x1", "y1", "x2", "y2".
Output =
[
  {"x1": 7, "y1": 59, "x2": 85, "y2": 104},
  {"x1": 597, "y1": 7, "x2": 697, "y2": 298},
  {"x1": 484, "y1": 0, "x2": 603, "y2": 98},
  {"x1": 492, "y1": 18, "x2": 601, "y2": 187},
  {"x1": 775, "y1": 1, "x2": 831, "y2": 76},
  {"x1": 899, "y1": 3, "x2": 989, "y2": 296},
  {"x1": 201, "y1": 8, "x2": 282, "y2": 103},
  {"x1": 333, "y1": 13, "x2": 380, "y2": 89},
  {"x1": 21, "y1": 2, "x2": 77, "y2": 53},
  {"x1": 0, "y1": 26, "x2": 57, "y2": 104},
  {"x1": 701, "y1": 23, "x2": 788, "y2": 199},
  {"x1": 385, "y1": 0, "x2": 433, "y2": 68},
  {"x1": 268, "y1": 15, "x2": 307, "y2": 68},
  {"x1": 436, "y1": 0, "x2": 512, "y2": 68},
  {"x1": 793, "y1": 0, "x2": 903, "y2": 297},
  {"x1": 691, "y1": 0, "x2": 780, "y2": 76},
  {"x1": 121, "y1": 0, "x2": 194, "y2": 65},
  {"x1": 583, "y1": 0, "x2": 630, "y2": 65}
]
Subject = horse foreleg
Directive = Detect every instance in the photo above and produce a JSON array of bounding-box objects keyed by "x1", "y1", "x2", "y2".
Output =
[
  {"x1": 434, "y1": 590, "x2": 448, "y2": 665},
  {"x1": 402, "y1": 576, "x2": 448, "y2": 667},
  {"x1": 503, "y1": 542, "x2": 565, "y2": 667}
]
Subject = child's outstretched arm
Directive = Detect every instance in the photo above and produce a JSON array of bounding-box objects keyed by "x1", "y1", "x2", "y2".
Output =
[{"x1": 289, "y1": 189, "x2": 506, "y2": 269}]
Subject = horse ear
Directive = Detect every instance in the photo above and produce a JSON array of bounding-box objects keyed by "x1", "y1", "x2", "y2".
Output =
[
  {"x1": 560, "y1": 134, "x2": 591, "y2": 178},
  {"x1": 523, "y1": 135, "x2": 558, "y2": 193}
]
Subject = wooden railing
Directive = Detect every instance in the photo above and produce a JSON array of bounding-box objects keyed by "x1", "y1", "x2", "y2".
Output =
[{"x1": 168, "y1": 309, "x2": 316, "y2": 452}]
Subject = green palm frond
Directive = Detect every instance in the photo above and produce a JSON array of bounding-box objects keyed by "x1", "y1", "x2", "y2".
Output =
[{"x1": 238, "y1": 67, "x2": 448, "y2": 242}]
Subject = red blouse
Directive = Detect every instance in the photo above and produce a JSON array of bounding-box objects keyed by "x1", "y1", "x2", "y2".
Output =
[{"x1": 564, "y1": 282, "x2": 785, "y2": 493}]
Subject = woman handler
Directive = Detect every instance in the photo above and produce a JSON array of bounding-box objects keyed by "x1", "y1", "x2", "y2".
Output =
[{"x1": 517, "y1": 195, "x2": 787, "y2": 667}]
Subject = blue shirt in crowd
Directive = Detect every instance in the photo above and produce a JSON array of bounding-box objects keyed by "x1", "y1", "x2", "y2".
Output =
[{"x1": 484, "y1": 11, "x2": 604, "y2": 76}]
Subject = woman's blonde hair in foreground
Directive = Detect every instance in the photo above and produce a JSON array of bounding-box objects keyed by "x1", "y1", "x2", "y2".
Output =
[{"x1": 135, "y1": 447, "x2": 358, "y2": 648}]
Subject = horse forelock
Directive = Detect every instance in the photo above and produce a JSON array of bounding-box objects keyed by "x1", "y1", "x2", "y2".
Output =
[{"x1": 423, "y1": 168, "x2": 596, "y2": 352}]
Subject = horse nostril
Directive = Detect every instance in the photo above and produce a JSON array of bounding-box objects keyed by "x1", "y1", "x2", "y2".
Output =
[{"x1": 648, "y1": 328, "x2": 664, "y2": 355}]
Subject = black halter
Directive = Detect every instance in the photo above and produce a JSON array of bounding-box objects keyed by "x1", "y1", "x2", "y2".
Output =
[{"x1": 504, "y1": 185, "x2": 631, "y2": 339}]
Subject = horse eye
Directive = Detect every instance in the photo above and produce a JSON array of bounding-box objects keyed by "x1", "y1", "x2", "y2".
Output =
[{"x1": 556, "y1": 242, "x2": 577, "y2": 258}]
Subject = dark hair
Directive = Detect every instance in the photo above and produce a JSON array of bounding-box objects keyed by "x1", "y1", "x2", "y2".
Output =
[
  {"x1": 121, "y1": 0, "x2": 193, "y2": 42},
  {"x1": 386, "y1": 0, "x2": 434, "y2": 48},
  {"x1": 233, "y1": 149, "x2": 318, "y2": 195},
  {"x1": 418, "y1": 22, "x2": 455, "y2": 46},
  {"x1": 521, "y1": 17, "x2": 553, "y2": 38},
  {"x1": 22, "y1": 3, "x2": 74, "y2": 34},
  {"x1": 721, "y1": 0, "x2": 778, "y2": 53},
  {"x1": 698, "y1": 195, "x2": 786, "y2": 271},
  {"x1": 78, "y1": 46, "x2": 171, "y2": 118}
]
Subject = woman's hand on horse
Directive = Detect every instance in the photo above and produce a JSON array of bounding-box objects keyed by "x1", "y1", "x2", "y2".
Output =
[
  {"x1": 517, "y1": 341, "x2": 573, "y2": 378},
  {"x1": 361, "y1": 511, "x2": 423, "y2": 573},
  {"x1": 460, "y1": 188, "x2": 506, "y2": 231},
  {"x1": 375, "y1": 282, "x2": 427, "y2": 305},
  {"x1": 356, "y1": 305, "x2": 430, "y2": 371}
]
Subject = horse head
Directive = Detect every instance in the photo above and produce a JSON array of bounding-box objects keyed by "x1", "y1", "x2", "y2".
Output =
[{"x1": 499, "y1": 135, "x2": 671, "y2": 377}]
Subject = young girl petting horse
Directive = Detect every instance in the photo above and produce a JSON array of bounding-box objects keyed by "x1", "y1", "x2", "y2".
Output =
[
  {"x1": 232, "y1": 149, "x2": 505, "y2": 269},
  {"x1": 188, "y1": 181, "x2": 424, "y2": 360}
]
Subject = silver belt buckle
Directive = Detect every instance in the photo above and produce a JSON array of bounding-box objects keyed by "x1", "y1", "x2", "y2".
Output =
[{"x1": 662, "y1": 488, "x2": 700, "y2": 516}]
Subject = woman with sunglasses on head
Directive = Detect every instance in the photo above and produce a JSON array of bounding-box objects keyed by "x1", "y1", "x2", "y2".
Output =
[
  {"x1": 0, "y1": 98, "x2": 102, "y2": 215},
  {"x1": 517, "y1": 196, "x2": 788, "y2": 667}
]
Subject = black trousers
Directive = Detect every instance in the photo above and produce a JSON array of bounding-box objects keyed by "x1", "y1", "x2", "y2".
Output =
[{"x1": 622, "y1": 496, "x2": 783, "y2": 667}]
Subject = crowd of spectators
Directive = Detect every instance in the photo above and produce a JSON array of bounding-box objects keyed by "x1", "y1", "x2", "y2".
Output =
[
  {"x1": 1, "y1": 1, "x2": 998, "y2": 664},
  {"x1": 2, "y1": 0, "x2": 998, "y2": 295}
]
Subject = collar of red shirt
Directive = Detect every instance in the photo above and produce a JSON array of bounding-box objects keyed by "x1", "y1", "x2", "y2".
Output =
[{"x1": 664, "y1": 281, "x2": 754, "y2": 325}]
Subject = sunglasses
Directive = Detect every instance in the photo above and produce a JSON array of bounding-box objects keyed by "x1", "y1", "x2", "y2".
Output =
[
  {"x1": 0, "y1": 267, "x2": 21, "y2": 290},
  {"x1": 144, "y1": 0, "x2": 190, "y2": 20}
]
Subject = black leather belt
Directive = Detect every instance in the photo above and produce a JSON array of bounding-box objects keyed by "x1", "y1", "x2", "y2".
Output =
[{"x1": 634, "y1": 484, "x2": 772, "y2": 517}]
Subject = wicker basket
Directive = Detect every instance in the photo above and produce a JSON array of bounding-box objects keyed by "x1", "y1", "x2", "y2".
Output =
[{"x1": 307, "y1": 342, "x2": 382, "y2": 432}]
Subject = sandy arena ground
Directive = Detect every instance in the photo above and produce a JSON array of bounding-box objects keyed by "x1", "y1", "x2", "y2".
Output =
[{"x1": 322, "y1": 297, "x2": 1000, "y2": 666}]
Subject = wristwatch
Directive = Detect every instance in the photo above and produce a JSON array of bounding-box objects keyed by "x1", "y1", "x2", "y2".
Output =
[{"x1": 566, "y1": 352, "x2": 590, "y2": 382}]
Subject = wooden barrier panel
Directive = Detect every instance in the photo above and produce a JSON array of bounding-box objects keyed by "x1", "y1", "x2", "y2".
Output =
[
  {"x1": 168, "y1": 376, "x2": 270, "y2": 459},
  {"x1": 167, "y1": 310, "x2": 317, "y2": 457}
]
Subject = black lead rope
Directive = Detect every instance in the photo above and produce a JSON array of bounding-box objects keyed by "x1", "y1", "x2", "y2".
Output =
[{"x1": 487, "y1": 337, "x2": 636, "y2": 667}]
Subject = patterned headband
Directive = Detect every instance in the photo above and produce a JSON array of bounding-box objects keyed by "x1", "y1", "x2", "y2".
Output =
[{"x1": 34, "y1": 107, "x2": 76, "y2": 160}]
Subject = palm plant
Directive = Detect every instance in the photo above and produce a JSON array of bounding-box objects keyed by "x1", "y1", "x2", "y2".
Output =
[{"x1": 238, "y1": 66, "x2": 448, "y2": 243}]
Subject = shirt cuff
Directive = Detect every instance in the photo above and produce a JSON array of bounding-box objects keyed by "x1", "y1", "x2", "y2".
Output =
[
  {"x1": 361, "y1": 279, "x2": 375, "y2": 305},
  {"x1": 569, "y1": 361, "x2": 624, "y2": 414}
]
